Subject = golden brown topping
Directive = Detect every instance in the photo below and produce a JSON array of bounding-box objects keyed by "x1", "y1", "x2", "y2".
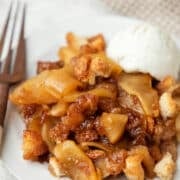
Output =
[
  {"x1": 106, "y1": 149, "x2": 127, "y2": 176},
  {"x1": 149, "y1": 145, "x2": 162, "y2": 162},
  {"x1": 23, "y1": 130, "x2": 48, "y2": 160},
  {"x1": 160, "y1": 92, "x2": 177, "y2": 119},
  {"x1": 79, "y1": 44, "x2": 97, "y2": 55},
  {"x1": 123, "y1": 145, "x2": 155, "y2": 179},
  {"x1": 161, "y1": 118, "x2": 176, "y2": 141},
  {"x1": 58, "y1": 46, "x2": 78, "y2": 66},
  {"x1": 128, "y1": 146, "x2": 155, "y2": 178},
  {"x1": 75, "y1": 129, "x2": 98, "y2": 144},
  {"x1": 94, "y1": 149, "x2": 127, "y2": 177},
  {"x1": 153, "y1": 118, "x2": 176, "y2": 150},
  {"x1": 22, "y1": 104, "x2": 49, "y2": 128},
  {"x1": 59, "y1": 33, "x2": 106, "y2": 68},
  {"x1": 175, "y1": 113, "x2": 180, "y2": 142},
  {"x1": 90, "y1": 53, "x2": 122, "y2": 79},
  {"x1": 146, "y1": 117, "x2": 155, "y2": 134},
  {"x1": 124, "y1": 109, "x2": 146, "y2": 145},
  {"x1": 71, "y1": 55, "x2": 91, "y2": 82},
  {"x1": 22, "y1": 104, "x2": 38, "y2": 119},
  {"x1": 37, "y1": 61, "x2": 62, "y2": 74},
  {"x1": 154, "y1": 152, "x2": 175, "y2": 180},
  {"x1": 71, "y1": 55, "x2": 111, "y2": 85},
  {"x1": 64, "y1": 94, "x2": 98, "y2": 129},
  {"x1": 66, "y1": 32, "x2": 105, "y2": 53},
  {"x1": 153, "y1": 120, "x2": 164, "y2": 144},
  {"x1": 160, "y1": 140, "x2": 177, "y2": 161},
  {"x1": 71, "y1": 53, "x2": 121, "y2": 85},
  {"x1": 172, "y1": 84, "x2": 180, "y2": 107},
  {"x1": 89, "y1": 55, "x2": 112, "y2": 81},
  {"x1": 75, "y1": 127, "x2": 98, "y2": 143},
  {"x1": 27, "y1": 117, "x2": 42, "y2": 133},
  {"x1": 98, "y1": 98, "x2": 118, "y2": 113},
  {"x1": 9, "y1": 32, "x2": 180, "y2": 180},
  {"x1": 123, "y1": 154, "x2": 144, "y2": 180},
  {"x1": 66, "y1": 32, "x2": 88, "y2": 51},
  {"x1": 80, "y1": 142, "x2": 110, "y2": 152},
  {"x1": 49, "y1": 122, "x2": 69, "y2": 143},
  {"x1": 156, "y1": 76, "x2": 175, "y2": 94},
  {"x1": 94, "y1": 158, "x2": 110, "y2": 178},
  {"x1": 86, "y1": 150, "x2": 105, "y2": 160},
  {"x1": 88, "y1": 34, "x2": 105, "y2": 52},
  {"x1": 72, "y1": 93, "x2": 98, "y2": 115},
  {"x1": 159, "y1": 83, "x2": 180, "y2": 120},
  {"x1": 50, "y1": 94, "x2": 98, "y2": 143}
]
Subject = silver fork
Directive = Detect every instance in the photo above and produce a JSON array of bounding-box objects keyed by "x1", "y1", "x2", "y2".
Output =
[{"x1": 0, "y1": 1, "x2": 26, "y2": 146}]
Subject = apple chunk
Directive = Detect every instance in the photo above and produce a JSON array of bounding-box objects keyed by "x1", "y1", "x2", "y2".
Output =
[
  {"x1": 100, "y1": 113, "x2": 128, "y2": 144},
  {"x1": 54, "y1": 140, "x2": 99, "y2": 180}
]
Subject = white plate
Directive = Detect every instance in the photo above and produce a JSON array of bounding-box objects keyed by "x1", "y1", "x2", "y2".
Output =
[{"x1": 1, "y1": 15, "x2": 180, "y2": 180}]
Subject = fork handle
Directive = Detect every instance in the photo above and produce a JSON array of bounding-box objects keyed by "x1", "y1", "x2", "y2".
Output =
[
  {"x1": 0, "y1": 83, "x2": 9, "y2": 125},
  {"x1": 0, "y1": 83, "x2": 9, "y2": 145},
  {"x1": 0, "y1": 125, "x2": 3, "y2": 146}
]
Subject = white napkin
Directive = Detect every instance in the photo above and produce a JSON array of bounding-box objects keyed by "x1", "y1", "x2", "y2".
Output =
[
  {"x1": 102, "y1": 0, "x2": 180, "y2": 37},
  {"x1": 0, "y1": 160, "x2": 17, "y2": 180}
]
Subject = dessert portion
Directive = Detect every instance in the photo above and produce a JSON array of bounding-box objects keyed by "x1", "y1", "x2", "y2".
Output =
[
  {"x1": 10, "y1": 32, "x2": 180, "y2": 180},
  {"x1": 107, "y1": 23, "x2": 180, "y2": 80}
]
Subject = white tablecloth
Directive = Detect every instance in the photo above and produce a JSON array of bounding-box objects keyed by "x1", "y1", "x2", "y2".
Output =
[{"x1": 0, "y1": 0, "x2": 114, "y2": 179}]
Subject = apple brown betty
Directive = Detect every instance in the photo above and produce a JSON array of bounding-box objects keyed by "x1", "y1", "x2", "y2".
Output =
[{"x1": 10, "y1": 32, "x2": 180, "y2": 180}]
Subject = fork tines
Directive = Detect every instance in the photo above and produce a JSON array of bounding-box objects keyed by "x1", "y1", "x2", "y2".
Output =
[
  {"x1": 0, "y1": 1, "x2": 26, "y2": 84},
  {"x1": 0, "y1": 2, "x2": 12, "y2": 65},
  {"x1": 0, "y1": 1, "x2": 26, "y2": 129}
]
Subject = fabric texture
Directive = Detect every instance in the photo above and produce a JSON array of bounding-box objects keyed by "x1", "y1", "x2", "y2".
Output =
[{"x1": 103, "y1": 0, "x2": 180, "y2": 37}]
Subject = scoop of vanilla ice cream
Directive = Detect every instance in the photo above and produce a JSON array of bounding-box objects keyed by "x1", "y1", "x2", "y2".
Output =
[{"x1": 107, "y1": 23, "x2": 180, "y2": 80}]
